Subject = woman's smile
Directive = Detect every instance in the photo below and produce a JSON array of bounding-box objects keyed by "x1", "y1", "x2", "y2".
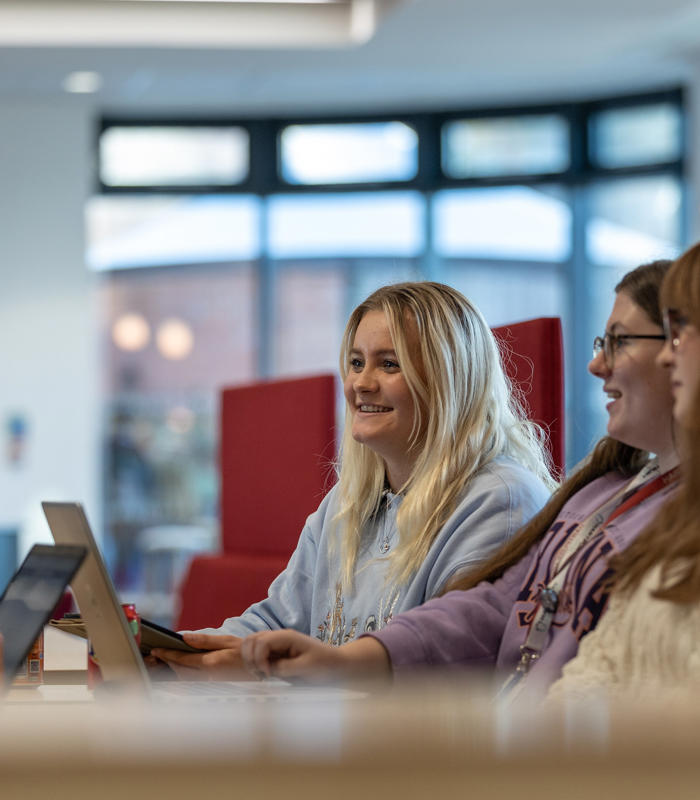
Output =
[{"x1": 344, "y1": 309, "x2": 422, "y2": 489}]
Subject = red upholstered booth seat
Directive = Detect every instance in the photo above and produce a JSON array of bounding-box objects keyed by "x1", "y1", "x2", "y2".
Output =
[
  {"x1": 177, "y1": 374, "x2": 337, "y2": 630},
  {"x1": 177, "y1": 552, "x2": 297, "y2": 630},
  {"x1": 176, "y1": 317, "x2": 564, "y2": 630}
]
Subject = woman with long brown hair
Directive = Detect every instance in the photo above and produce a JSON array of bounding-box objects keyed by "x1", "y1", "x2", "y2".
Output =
[
  {"x1": 239, "y1": 259, "x2": 681, "y2": 699},
  {"x1": 546, "y1": 243, "x2": 700, "y2": 701}
]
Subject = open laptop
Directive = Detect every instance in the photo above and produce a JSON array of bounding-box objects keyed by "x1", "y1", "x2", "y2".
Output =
[
  {"x1": 0, "y1": 543, "x2": 86, "y2": 688},
  {"x1": 42, "y1": 501, "x2": 362, "y2": 703},
  {"x1": 42, "y1": 501, "x2": 157, "y2": 696}
]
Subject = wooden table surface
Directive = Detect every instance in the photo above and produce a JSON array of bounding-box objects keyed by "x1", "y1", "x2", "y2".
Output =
[{"x1": 4, "y1": 627, "x2": 700, "y2": 800}]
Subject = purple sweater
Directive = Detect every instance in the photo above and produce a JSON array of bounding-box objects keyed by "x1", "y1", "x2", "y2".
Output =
[{"x1": 369, "y1": 470, "x2": 677, "y2": 695}]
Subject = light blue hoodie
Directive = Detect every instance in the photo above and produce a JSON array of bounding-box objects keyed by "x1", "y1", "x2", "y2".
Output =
[{"x1": 197, "y1": 456, "x2": 549, "y2": 643}]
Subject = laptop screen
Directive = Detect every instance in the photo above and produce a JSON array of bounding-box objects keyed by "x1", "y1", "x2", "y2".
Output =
[{"x1": 0, "y1": 544, "x2": 86, "y2": 681}]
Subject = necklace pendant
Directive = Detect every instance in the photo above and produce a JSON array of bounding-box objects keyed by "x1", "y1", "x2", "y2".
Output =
[
  {"x1": 516, "y1": 646, "x2": 539, "y2": 675},
  {"x1": 539, "y1": 587, "x2": 559, "y2": 613}
]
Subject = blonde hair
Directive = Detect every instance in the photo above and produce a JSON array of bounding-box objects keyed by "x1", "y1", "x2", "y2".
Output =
[{"x1": 333, "y1": 282, "x2": 555, "y2": 591}]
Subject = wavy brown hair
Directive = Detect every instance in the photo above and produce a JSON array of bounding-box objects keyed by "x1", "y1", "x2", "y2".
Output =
[
  {"x1": 446, "y1": 259, "x2": 671, "y2": 593},
  {"x1": 610, "y1": 244, "x2": 700, "y2": 603}
]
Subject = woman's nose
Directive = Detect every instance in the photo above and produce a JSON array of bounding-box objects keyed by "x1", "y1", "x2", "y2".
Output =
[
  {"x1": 354, "y1": 367, "x2": 377, "y2": 392},
  {"x1": 656, "y1": 337, "x2": 674, "y2": 368},
  {"x1": 588, "y1": 348, "x2": 610, "y2": 379}
]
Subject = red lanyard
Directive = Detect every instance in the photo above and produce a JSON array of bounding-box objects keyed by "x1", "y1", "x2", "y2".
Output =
[
  {"x1": 497, "y1": 461, "x2": 680, "y2": 700},
  {"x1": 605, "y1": 465, "x2": 680, "y2": 526}
]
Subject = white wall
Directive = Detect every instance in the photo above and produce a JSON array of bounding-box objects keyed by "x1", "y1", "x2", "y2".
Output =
[{"x1": 0, "y1": 99, "x2": 99, "y2": 555}]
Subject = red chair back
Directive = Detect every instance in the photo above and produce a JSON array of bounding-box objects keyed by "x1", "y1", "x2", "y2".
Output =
[
  {"x1": 492, "y1": 317, "x2": 565, "y2": 475},
  {"x1": 177, "y1": 374, "x2": 336, "y2": 629},
  {"x1": 219, "y1": 374, "x2": 336, "y2": 556}
]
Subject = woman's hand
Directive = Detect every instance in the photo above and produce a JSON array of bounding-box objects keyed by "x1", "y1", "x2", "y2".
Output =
[
  {"x1": 150, "y1": 633, "x2": 248, "y2": 680},
  {"x1": 240, "y1": 629, "x2": 392, "y2": 682}
]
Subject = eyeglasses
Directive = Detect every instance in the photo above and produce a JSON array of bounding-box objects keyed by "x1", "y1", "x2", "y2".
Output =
[
  {"x1": 592, "y1": 331, "x2": 665, "y2": 368},
  {"x1": 662, "y1": 308, "x2": 690, "y2": 351}
]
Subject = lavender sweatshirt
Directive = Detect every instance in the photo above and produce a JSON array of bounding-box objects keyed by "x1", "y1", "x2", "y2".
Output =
[{"x1": 369, "y1": 469, "x2": 677, "y2": 696}]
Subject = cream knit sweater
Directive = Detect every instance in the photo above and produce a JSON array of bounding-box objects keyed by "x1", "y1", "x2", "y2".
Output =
[{"x1": 546, "y1": 564, "x2": 700, "y2": 703}]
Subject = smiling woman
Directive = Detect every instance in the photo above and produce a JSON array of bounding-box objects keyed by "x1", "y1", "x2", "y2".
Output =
[
  {"x1": 151, "y1": 281, "x2": 554, "y2": 678},
  {"x1": 544, "y1": 243, "x2": 700, "y2": 703},
  {"x1": 589, "y1": 291, "x2": 674, "y2": 469},
  {"x1": 231, "y1": 262, "x2": 683, "y2": 697}
]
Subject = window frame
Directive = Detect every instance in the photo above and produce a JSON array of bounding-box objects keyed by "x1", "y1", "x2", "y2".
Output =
[
  {"x1": 97, "y1": 87, "x2": 686, "y2": 470},
  {"x1": 99, "y1": 88, "x2": 684, "y2": 196}
]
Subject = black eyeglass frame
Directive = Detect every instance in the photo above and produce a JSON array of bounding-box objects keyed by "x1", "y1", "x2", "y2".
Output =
[
  {"x1": 662, "y1": 308, "x2": 690, "y2": 351},
  {"x1": 592, "y1": 332, "x2": 666, "y2": 368}
]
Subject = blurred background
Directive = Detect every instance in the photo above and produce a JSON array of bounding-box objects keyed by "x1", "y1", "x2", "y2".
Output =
[{"x1": 0, "y1": 0, "x2": 694, "y2": 623}]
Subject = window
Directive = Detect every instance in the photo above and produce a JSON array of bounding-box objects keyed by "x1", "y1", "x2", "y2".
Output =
[
  {"x1": 99, "y1": 126, "x2": 249, "y2": 187},
  {"x1": 101, "y1": 263, "x2": 257, "y2": 606},
  {"x1": 442, "y1": 114, "x2": 569, "y2": 178},
  {"x1": 444, "y1": 262, "x2": 566, "y2": 329},
  {"x1": 280, "y1": 122, "x2": 418, "y2": 184},
  {"x1": 87, "y1": 195, "x2": 261, "y2": 270},
  {"x1": 586, "y1": 175, "x2": 682, "y2": 268},
  {"x1": 273, "y1": 268, "x2": 345, "y2": 377},
  {"x1": 589, "y1": 102, "x2": 682, "y2": 169},
  {"x1": 267, "y1": 192, "x2": 424, "y2": 258},
  {"x1": 433, "y1": 186, "x2": 571, "y2": 262}
]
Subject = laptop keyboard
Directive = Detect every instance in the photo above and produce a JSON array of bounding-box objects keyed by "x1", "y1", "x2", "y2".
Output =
[
  {"x1": 152, "y1": 680, "x2": 366, "y2": 703},
  {"x1": 156, "y1": 681, "x2": 261, "y2": 696}
]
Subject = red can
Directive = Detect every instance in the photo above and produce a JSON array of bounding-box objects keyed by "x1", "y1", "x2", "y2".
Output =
[
  {"x1": 87, "y1": 603, "x2": 141, "y2": 688},
  {"x1": 121, "y1": 603, "x2": 141, "y2": 647}
]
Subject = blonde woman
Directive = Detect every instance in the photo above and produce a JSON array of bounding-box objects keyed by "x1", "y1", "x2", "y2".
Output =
[
  {"x1": 237, "y1": 263, "x2": 681, "y2": 696},
  {"x1": 153, "y1": 282, "x2": 552, "y2": 675}
]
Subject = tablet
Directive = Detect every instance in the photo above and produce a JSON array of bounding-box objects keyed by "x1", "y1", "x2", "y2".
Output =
[
  {"x1": 50, "y1": 614, "x2": 205, "y2": 656},
  {"x1": 139, "y1": 618, "x2": 205, "y2": 655}
]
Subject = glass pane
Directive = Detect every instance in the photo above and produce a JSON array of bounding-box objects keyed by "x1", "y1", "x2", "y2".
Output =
[
  {"x1": 273, "y1": 267, "x2": 345, "y2": 377},
  {"x1": 268, "y1": 192, "x2": 424, "y2": 258},
  {"x1": 87, "y1": 195, "x2": 262, "y2": 270},
  {"x1": 348, "y1": 260, "x2": 423, "y2": 311},
  {"x1": 589, "y1": 103, "x2": 682, "y2": 168},
  {"x1": 586, "y1": 175, "x2": 682, "y2": 268},
  {"x1": 434, "y1": 186, "x2": 571, "y2": 262},
  {"x1": 100, "y1": 126, "x2": 249, "y2": 186},
  {"x1": 104, "y1": 396, "x2": 219, "y2": 612},
  {"x1": 280, "y1": 122, "x2": 418, "y2": 184},
  {"x1": 101, "y1": 264, "x2": 257, "y2": 395},
  {"x1": 585, "y1": 174, "x2": 683, "y2": 461},
  {"x1": 101, "y1": 263, "x2": 258, "y2": 619},
  {"x1": 443, "y1": 262, "x2": 566, "y2": 329},
  {"x1": 442, "y1": 114, "x2": 569, "y2": 177}
]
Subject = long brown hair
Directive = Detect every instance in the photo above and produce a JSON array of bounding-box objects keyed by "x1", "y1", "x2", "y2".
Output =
[
  {"x1": 611, "y1": 245, "x2": 700, "y2": 603},
  {"x1": 446, "y1": 259, "x2": 671, "y2": 593}
]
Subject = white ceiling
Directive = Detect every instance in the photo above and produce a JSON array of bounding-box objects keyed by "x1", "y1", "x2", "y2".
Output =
[{"x1": 0, "y1": 0, "x2": 698, "y2": 116}]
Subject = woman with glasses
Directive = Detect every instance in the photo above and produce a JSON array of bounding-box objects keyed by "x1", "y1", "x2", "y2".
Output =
[
  {"x1": 546, "y1": 244, "x2": 700, "y2": 703},
  {"x1": 239, "y1": 260, "x2": 680, "y2": 700}
]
